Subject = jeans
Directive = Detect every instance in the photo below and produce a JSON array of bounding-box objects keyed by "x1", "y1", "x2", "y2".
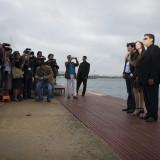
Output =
[{"x1": 36, "y1": 80, "x2": 53, "y2": 100}]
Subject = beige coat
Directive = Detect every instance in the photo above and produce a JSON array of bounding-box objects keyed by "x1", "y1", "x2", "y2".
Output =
[{"x1": 35, "y1": 65, "x2": 55, "y2": 86}]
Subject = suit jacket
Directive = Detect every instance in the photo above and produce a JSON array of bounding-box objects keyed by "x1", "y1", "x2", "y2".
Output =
[
  {"x1": 123, "y1": 51, "x2": 138, "y2": 75},
  {"x1": 138, "y1": 44, "x2": 160, "y2": 84},
  {"x1": 77, "y1": 61, "x2": 90, "y2": 79}
]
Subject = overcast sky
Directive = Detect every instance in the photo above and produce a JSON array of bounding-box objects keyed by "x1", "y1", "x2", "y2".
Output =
[{"x1": 0, "y1": 0, "x2": 160, "y2": 76}]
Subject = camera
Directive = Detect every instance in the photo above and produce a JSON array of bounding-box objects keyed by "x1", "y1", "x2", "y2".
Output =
[
  {"x1": 72, "y1": 57, "x2": 77, "y2": 60},
  {"x1": 40, "y1": 56, "x2": 46, "y2": 61},
  {"x1": 25, "y1": 54, "x2": 28, "y2": 59},
  {"x1": 50, "y1": 58, "x2": 56, "y2": 62}
]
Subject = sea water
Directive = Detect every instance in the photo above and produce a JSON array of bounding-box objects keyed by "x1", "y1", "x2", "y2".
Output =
[
  {"x1": 56, "y1": 77, "x2": 160, "y2": 103},
  {"x1": 57, "y1": 77, "x2": 126, "y2": 99}
]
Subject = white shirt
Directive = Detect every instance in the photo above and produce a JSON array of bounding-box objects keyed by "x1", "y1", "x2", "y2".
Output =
[{"x1": 4, "y1": 59, "x2": 11, "y2": 74}]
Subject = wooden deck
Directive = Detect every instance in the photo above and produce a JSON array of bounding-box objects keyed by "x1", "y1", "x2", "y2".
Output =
[{"x1": 57, "y1": 91, "x2": 160, "y2": 160}]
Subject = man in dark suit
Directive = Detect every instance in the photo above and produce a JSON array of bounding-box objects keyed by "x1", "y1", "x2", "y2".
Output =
[
  {"x1": 122, "y1": 43, "x2": 136, "y2": 113},
  {"x1": 139, "y1": 34, "x2": 160, "y2": 122},
  {"x1": 77, "y1": 56, "x2": 90, "y2": 96}
]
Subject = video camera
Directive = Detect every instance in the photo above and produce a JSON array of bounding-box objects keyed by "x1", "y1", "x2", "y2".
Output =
[
  {"x1": 30, "y1": 51, "x2": 34, "y2": 57},
  {"x1": 2, "y1": 43, "x2": 12, "y2": 51}
]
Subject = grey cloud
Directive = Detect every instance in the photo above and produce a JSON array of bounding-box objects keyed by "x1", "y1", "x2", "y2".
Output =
[{"x1": 0, "y1": 0, "x2": 160, "y2": 75}]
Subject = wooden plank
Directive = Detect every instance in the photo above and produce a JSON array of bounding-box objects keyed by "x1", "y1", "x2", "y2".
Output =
[{"x1": 57, "y1": 92, "x2": 160, "y2": 160}]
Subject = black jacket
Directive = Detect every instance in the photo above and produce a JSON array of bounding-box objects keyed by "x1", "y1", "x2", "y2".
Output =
[
  {"x1": 46, "y1": 59, "x2": 59, "y2": 78},
  {"x1": 77, "y1": 61, "x2": 90, "y2": 79},
  {"x1": 138, "y1": 44, "x2": 160, "y2": 84}
]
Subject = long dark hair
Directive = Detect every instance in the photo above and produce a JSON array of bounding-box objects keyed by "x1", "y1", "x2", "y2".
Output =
[{"x1": 135, "y1": 41, "x2": 145, "y2": 54}]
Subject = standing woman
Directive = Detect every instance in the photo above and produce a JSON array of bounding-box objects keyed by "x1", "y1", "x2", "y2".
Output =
[
  {"x1": 12, "y1": 51, "x2": 26, "y2": 101},
  {"x1": 131, "y1": 41, "x2": 147, "y2": 116}
]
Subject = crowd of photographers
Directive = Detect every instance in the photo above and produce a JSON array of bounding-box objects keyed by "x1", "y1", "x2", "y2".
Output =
[{"x1": 0, "y1": 43, "x2": 59, "y2": 102}]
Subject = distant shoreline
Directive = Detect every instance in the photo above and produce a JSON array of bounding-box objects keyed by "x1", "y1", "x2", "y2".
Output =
[{"x1": 58, "y1": 74, "x2": 122, "y2": 79}]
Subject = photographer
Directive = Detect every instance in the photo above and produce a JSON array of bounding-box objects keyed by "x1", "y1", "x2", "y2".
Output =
[
  {"x1": 2, "y1": 43, "x2": 12, "y2": 94},
  {"x1": 46, "y1": 54, "x2": 59, "y2": 79},
  {"x1": 12, "y1": 51, "x2": 26, "y2": 101},
  {"x1": 0, "y1": 43, "x2": 5, "y2": 89},
  {"x1": 23, "y1": 49, "x2": 35, "y2": 99},
  {"x1": 65, "y1": 55, "x2": 79, "y2": 99},
  {"x1": 33, "y1": 51, "x2": 46, "y2": 76},
  {"x1": 33, "y1": 51, "x2": 46, "y2": 97}
]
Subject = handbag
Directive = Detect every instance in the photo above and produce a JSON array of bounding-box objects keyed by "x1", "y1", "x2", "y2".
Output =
[{"x1": 12, "y1": 67, "x2": 23, "y2": 79}]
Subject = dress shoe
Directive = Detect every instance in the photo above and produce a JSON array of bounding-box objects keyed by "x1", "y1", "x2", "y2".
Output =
[
  {"x1": 145, "y1": 117, "x2": 157, "y2": 122},
  {"x1": 28, "y1": 96, "x2": 34, "y2": 99},
  {"x1": 122, "y1": 108, "x2": 130, "y2": 111},
  {"x1": 13, "y1": 99, "x2": 20, "y2": 102},
  {"x1": 17, "y1": 95, "x2": 23, "y2": 101},
  {"x1": 81, "y1": 94, "x2": 85, "y2": 96},
  {"x1": 23, "y1": 97, "x2": 28, "y2": 100},
  {"x1": 127, "y1": 109, "x2": 134, "y2": 113},
  {"x1": 47, "y1": 99, "x2": 51, "y2": 102}
]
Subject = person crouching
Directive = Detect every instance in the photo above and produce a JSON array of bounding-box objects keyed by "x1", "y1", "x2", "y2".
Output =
[{"x1": 35, "y1": 62, "x2": 55, "y2": 102}]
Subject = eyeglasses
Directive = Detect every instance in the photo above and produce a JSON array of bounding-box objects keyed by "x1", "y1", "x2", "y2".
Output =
[{"x1": 143, "y1": 38, "x2": 148, "y2": 40}]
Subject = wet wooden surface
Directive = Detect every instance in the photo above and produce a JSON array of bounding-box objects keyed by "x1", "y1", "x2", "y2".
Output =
[{"x1": 57, "y1": 92, "x2": 160, "y2": 160}]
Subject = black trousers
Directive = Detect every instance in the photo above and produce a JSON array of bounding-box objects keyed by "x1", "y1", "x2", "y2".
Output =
[
  {"x1": 125, "y1": 78, "x2": 135, "y2": 110},
  {"x1": 77, "y1": 77, "x2": 87, "y2": 95},
  {"x1": 142, "y1": 83, "x2": 159, "y2": 119},
  {"x1": 23, "y1": 74, "x2": 32, "y2": 98}
]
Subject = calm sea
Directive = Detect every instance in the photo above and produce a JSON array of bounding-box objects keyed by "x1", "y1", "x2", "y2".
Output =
[
  {"x1": 57, "y1": 77, "x2": 126, "y2": 99},
  {"x1": 56, "y1": 77, "x2": 160, "y2": 103}
]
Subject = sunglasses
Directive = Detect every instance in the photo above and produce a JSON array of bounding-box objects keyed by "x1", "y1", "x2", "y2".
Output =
[{"x1": 143, "y1": 37, "x2": 149, "y2": 40}]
